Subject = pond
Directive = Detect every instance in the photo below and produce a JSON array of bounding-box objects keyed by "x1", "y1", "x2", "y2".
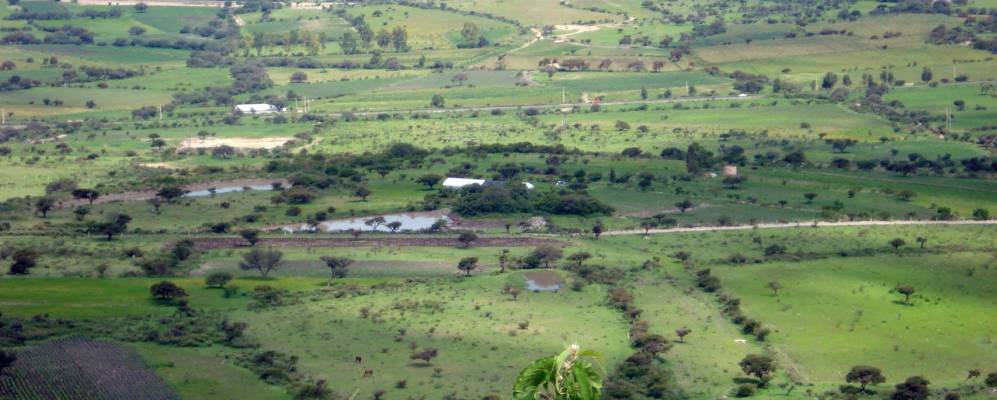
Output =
[
  {"x1": 523, "y1": 270, "x2": 564, "y2": 292},
  {"x1": 185, "y1": 184, "x2": 276, "y2": 198},
  {"x1": 279, "y1": 212, "x2": 449, "y2": 233}
]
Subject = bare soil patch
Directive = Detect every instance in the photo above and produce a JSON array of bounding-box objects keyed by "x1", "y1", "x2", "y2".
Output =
[
  {"x1": 74, "y1": 0, "x2": 221, "y2": 6},
  {"x1": 522, "y1": 270, "x2": 563, "y2": 287}
]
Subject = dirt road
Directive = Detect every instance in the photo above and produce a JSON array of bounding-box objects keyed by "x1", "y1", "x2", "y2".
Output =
[{"x1": 604, "y1": 219, "x2": 997, "y2": 236}]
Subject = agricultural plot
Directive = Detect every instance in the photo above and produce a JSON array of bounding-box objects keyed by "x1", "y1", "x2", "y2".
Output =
[{"x1": 0, "y1": 337, "x2": 179, "y2": 400}]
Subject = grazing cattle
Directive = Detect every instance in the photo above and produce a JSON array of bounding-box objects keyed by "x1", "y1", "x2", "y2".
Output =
[
  {"x1": 355, "y1": 355, "x2": 362, "y2": 364},
  {"x1": 362, "y1": 368, "x2": 374, "y2": 378}
]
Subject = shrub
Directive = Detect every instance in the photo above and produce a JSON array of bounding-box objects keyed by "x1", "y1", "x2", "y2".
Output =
[{"x1": 206, "y1": 272, "x2": 234, "y2": 288}]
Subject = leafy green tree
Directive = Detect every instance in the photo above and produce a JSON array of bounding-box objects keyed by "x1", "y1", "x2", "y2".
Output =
[
  {"x1": 205, "y1": 272, "x2": 233, "y2": 288},
  {"x1": 150, "y1": 281, "x2": 186, "y2": 301},
  {"x1": 240, "y1": 229, "x2": 260, "y2": 246},
  {"x1": 354, "y1": 185, "x2": 371, "y2": 201},
  {"x1": 513, "y1": 344, "x2": 602, "y2": 400},
  {"x1": 431, "y1": 94, "x2": 445, "y2": 108},
  {"x1": 340, "y1": 31, "x2": 358, "y2": 54},
  {"x1": 846, "y1": 365, "x2": 886, "y2": 393},
  {"x1": 891, "y1": 376, "x2": 930, "y2": 400},
  {"x1": 7, "y1": 248, "x2": 37, "y2": 275},
  {"x1": 739, "y1": 354, "x2": 776, "y2": 387},
  {"x1": 675, "y1": 199, "x2": 694, "y2": 213},
  {"x1": 457, "y1": 256, "x2": 478, "y2": 276},
  {"x1": 889, "y1": 238, "x2": 906, "y2": 251},
  {"x1": 321, "y1": 256, "x2": 353, "y2": 280},
  {"x1": 34, "y1": 197, "x2": 55, "y2": 218},
  {"x1": 896, "y1": 285, "x2": 915, "y2": 304},
  {"x1": 457, "y1": 231, "x2": 478, "y2": 248},
  {"x1": 416, "y1": 174, "x2": 443, "y2": 189}
]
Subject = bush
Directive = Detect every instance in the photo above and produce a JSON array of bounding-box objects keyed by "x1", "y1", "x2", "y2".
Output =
[
  {"x1": 206, "y1": 272, "x2": 234, "y2": 288},
  {"x1": 734, "y1": 384, "x2": 756, "y2": 397}
]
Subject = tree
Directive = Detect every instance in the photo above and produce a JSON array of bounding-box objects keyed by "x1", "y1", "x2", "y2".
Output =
[
  {"x1": 206, "y1": 272, "x2": 233, "y2": 288},
  {"x1": 460, "y1": 22, "x2": 481, "y2": 45},
  {"x1": 73, "y1": 206, "x2": 89, "y2": 221},
  {"x1": 128, "y1": 26, "x2": 146, "y2": 36},
  {"x1": 150, "y1": 281, "x2": 186, "y2": 301},
  {"x1": 591, "y1": 221, "x2": 604, "y2": 239},
  {"x1": 8, "y1": 248, "x2": 37, "y2": 275},
  {"x1": 134, "y1": 2, "x2": 148, "y2": 12},
  {"x1": 566, "y1": 252, "x2": 591, "y2": 267},
  {"x1": 675, "y1": 327, "x2": 691, "y2": 343},
  {"x1": 321, "y1": 256, "x2": 353, "y2": 280},
  {"x1": 240, "y1": 229, "x2": 260, "y2": 246},
  {"x1": 804, "y1": 192, "x2": 817, "y2": 203},
  {"x1": 410, "y1": 348, "x2": 438, "y2": 365},
  {"x1": 921, "y1": 67, "x2": 933, "y2": 82},
  {"x1": 896, "y1": 285, "x2": 915, "y2": 304},
  {"x1": 972, "y1": 208, "x2": 990, "y2": 220},
  {"x1": 452, "y1": 73, "x2": 468, "y2": 86},
  {"x1": 340, "y1": 31, "x2": 358, "y2": 54},
  {"x1": 530, "y1": 245, "x2": 563, "y2": 269},
  {"x1": 739, "y1": 354, "x2": 776, "y2": 387},
  {"x1": 386, "y1": 221, "x2": 403, "y2": 232},
  {"x1": 888, "y1": 238, "x2": 906, "y2": 251},
  {"x1": 365, "y1": 216, "x2": 386, "y2": 231},
  {"x1": 239, "y1": 247, "x2": 283, "y2": 277},
  {"x1": 846, "y1": 365, "x2": 886, "y2": 393},
  {"x1": 0, "y1": 350, "x2": 15, "y2": 376},
  {"x1": 514, "y1": 344, "x2": 602, "y2": 400},
  {"x1": 685, "y1": 142, "x2": 714, "y2": 174},
  {"x1": 986, "y1": 372, "x2": 997, "y2": 387},
  {"x1": 354, "y1": 186, "x2": 371, "y2": 201},
  {"x1": 431, "y1": 94, "x2": 445, "y2": 108},
  {"x1": 891, "y1": 376, "x2": 930, "y2": 400},
  {"x1": 767, "y1": 280, "x2": 782, "y2": 296},
  {"x1": 157, "y1": 186, "x2": 187, "y2": 202},
  {"x1": 391, "y1": 26, "x2": 408, "y2": 52},
  {"x1": 416, "y1": 174, "x2": 443, "y2": 189},
  {"x1": 457, "y1": 257, "x2": 478, "y2": 276},
  {"x1": 457, "y1": 231, "x2": 478, "y2": 248},
  {"x1": 96, "y1": 213, "x2": 131, "y2": 240},
  {"x1": 290, "y1": 71, "x2": 308, "y2": 83},
  {"x1": 71, "y1": 188, "x2": 100, "y2": 205},
  {"x1": 497, "y1": 249, "x2": 510, "y2": 273},
  {"x1": 34, "y1": 197, "x2": 55, "y2": 218},
  {"x1": 675, "y1": 199, "x2": 694, "y2": 213}
]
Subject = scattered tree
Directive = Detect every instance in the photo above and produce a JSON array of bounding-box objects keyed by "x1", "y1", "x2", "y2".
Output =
[
  {"x1": 206, "y1": 272, "x2": 233, "y2": 288},
  {"x1": 675, "y1": 327, "x2": 691, "y2": 343},
  {"x1": 410, "y1": 348, "x2": 438, "y2": 365},
  {"x1": 457, "y1": 231, "x2": 478, "y2": 248},
  {"x1": 896, "y1": 285, "x2": 915, "y2": 304},
  {"x1": 150, "y1": 281, "x2": 186, "y2": 301},
  {"x1": 239, "y1": 247, "x2": 283, "y2": 278},
  {"x1": 846, "y1": 365, "x2": 886, "y2": 393},
  {"x1": 891, "y1": 376, "x2": 930, "y2": 400},
  {"x1": 767, "y1": 280, "x2": 782, "y2": 296},
  {"x1": 739, "y1": 354, "x2": 776, "y2": 387},
  {"x1": 321, "y1": 256, "x2": 354, "y2": 280},
  {"x1": 457, "y1": 257, "x2": 478, "y2": 276},
  {"x1": 240, "y1": 229, "x2": 260, "y2": 246}
]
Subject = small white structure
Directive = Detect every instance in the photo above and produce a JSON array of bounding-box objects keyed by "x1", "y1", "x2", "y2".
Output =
[
  {"x1": 442, "y1": 177, "x2": 535, "y2": 190},
  {"x1": 722, "y1": 165, "x2": 738, "y2": 177},
  {"x1": 234, "y1": 104, "x2": 278, "y2": 114},
  {"x1": 442, "y1": 177, "x2": 486, "y2": 189}
]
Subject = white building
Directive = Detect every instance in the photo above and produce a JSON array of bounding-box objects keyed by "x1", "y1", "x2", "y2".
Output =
[
  {"x1": 442, "y1": 177, "x2": 487, "y2": 189},
  {"x1": 442, "y1": 177, "x2": 535, "y2": 190},
  {"x1": 234, "y1": 104, "x2": 279, "y2": 114}
]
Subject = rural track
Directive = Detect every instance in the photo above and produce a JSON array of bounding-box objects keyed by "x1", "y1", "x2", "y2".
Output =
[
  {"x1": 3, "y1": 95, "x2": 759, "y2": 128},
  {"x1": 603, "y1": 219, "x2": 997, "y2": 236}
]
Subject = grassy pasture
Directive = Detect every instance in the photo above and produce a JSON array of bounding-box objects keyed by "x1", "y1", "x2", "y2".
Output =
[
  {"x1": 444, "y1": 0, "x2": 621, "y2": 25},
  {"x1": 235, "y1": 272, "x2": 632, "y2": 400},
  {"x1": 714, "y1": 252, "x2": 997, "y2": 387}
]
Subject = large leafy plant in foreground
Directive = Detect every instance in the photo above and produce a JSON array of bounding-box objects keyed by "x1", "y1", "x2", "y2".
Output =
[{"x1": 513, "y1": 344, "x2": 603, "y2": 400}]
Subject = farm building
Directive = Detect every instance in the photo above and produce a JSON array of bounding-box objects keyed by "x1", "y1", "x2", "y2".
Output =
[
  {"x1": 233, "y1": 104, "x2": 279, "y2": 114},
  {"x1": 442, "y1": 177, "x2": 487, "y2": 189},
  {"x1": 442, "y1": 177, "x2": 534, "y2": 190}
]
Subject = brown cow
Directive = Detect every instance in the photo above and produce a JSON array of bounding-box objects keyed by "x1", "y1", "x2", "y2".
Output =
[{"x1": 362, "y1": 368, "x2": 373, "y2": 378}]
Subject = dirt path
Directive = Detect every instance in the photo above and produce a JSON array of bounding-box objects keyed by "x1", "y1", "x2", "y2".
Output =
[
  {"x1": 605, "y1": 219, "x2": 997, "y2": 236},
  {"x1": 185, "y1": 235, "x2": 564, "y2": 251},
  {"x1": 508, "y1": 27, "x2": 542, "y2": 54}
]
